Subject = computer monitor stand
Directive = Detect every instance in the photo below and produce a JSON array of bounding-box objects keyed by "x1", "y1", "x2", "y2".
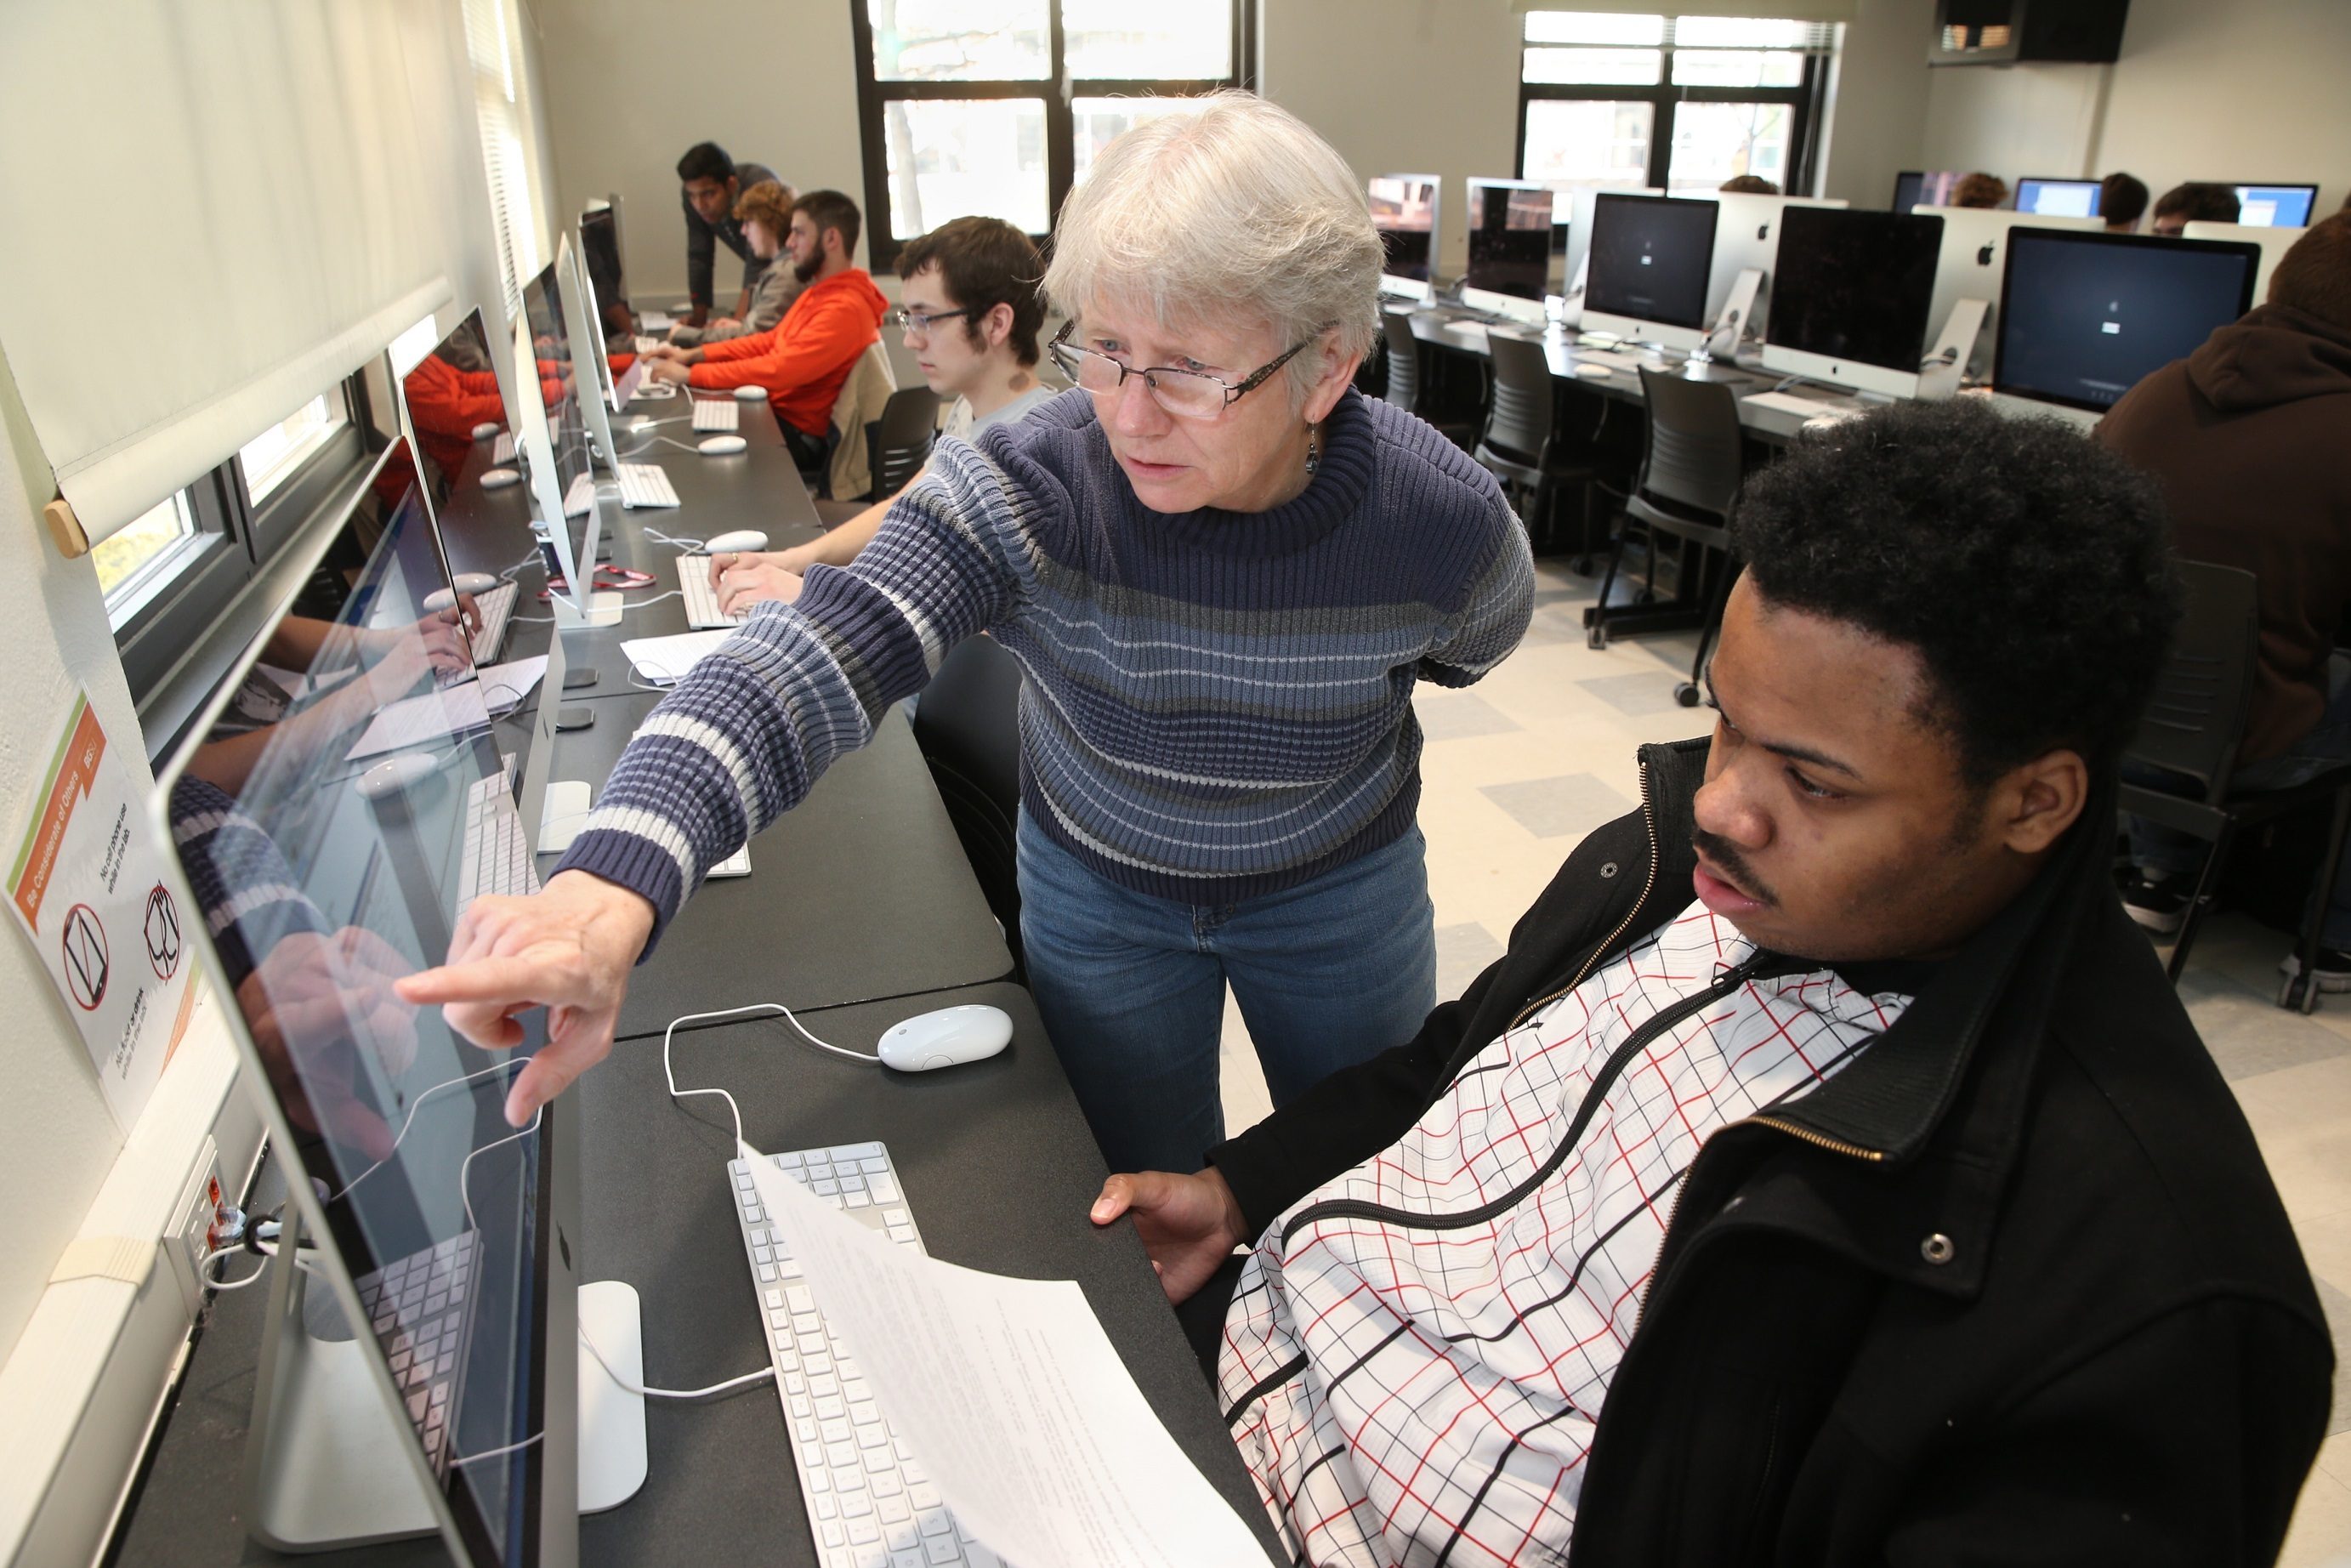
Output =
[
  {"x1": 1689, "y1": 268, "x2": 1763, "y2": 367},
  {"x1": 241, "y1": 1222, "x2": 648, "y2": 1552},
  {"x1": 1918, "y1": 297, "x2": 1989, "y2": 401},
  {"x1": 553, "y1": 589, "x2": 623, "y2": 629}
]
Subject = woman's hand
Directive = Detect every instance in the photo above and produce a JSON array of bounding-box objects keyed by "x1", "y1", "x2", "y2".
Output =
[
  {"x1": 394, "y1": 870, "x2": 657, "y2": 1126},
  {"x1": 708, "y1": 550, "x2": 808, "y2": 615},
  {"x1": 1089, "y1": 1168, "x2": 1250, "y2": 1304}
]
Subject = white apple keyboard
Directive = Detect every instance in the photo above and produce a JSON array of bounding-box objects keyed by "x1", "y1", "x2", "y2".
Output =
[
  {"x1": 564, "y1": 465, "x2": 680, "y2": 514},
  {"x1": 679, "y1": 555, "x2": 748, "y2": 629},
  {"x1": 691, "y1": 399, "x2": 741, "y2": 433},
  {"x1": 730, "y1": 1142, "x2": 1001, "y2": 1568}
]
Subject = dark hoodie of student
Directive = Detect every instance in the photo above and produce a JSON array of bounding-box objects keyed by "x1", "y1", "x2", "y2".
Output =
[{"x1": 2100, "y1": 212, "x2": 2351, "y2": 763}]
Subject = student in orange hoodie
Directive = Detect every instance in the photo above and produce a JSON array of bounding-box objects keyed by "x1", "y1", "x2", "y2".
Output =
[{"x1": 644, "y1": 190, "x2": 887, "y2": 480}]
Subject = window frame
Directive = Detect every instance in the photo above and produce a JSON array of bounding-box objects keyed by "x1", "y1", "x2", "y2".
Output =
[
  {"x1": 848, "y1": 0, "x2": 1258, "y2": 273},
  {"x1": 1515, "y1": 16, "x2": 1830, "y2": 198}
]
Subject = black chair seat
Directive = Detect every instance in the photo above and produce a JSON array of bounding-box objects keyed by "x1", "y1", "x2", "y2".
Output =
[{"x1": 910, "y1": 633, "x2": 1026, "y2": 978}]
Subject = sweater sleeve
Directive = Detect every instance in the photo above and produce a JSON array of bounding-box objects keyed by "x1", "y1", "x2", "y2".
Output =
[
  {"x1": 1419, "y1": 501, "x2": 1535, "y2": 690},
  {"x1": 684, "y1": 190, "x2": 716, "y2": 310},
  {"x1": 550, "y1": 438, "x2": 1028, "y2": 951},
  {"x1": 690, "y1": 291, "x2": 872, "y2": 395}
]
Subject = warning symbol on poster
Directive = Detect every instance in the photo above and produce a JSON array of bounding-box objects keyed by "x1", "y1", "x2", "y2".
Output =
[
  {"x1": 62, "y1": 902, "x2": 107, "y2": 1010},
  {"x1": 145, "y1": 883, "x2": 182, "y2": 980}
]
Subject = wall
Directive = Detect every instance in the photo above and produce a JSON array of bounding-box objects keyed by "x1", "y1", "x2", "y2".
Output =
[
  {"x1": 1918, "y1": 0, "x2": 2348, "y2": 208},
  {"x1": 1813, "y1": 0, "x2": 1934, "y2": 208},
  {"x1": 531, "y1": 0, "x2": 870, "y2": 304}
]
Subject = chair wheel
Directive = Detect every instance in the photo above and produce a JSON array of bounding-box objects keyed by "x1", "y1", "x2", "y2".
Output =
[
  {"x1": 1587, "y1": 625, "x2": 1608, "y2": 650},
  {"x1": 1637, "y1": 589, "x2": 1656, "y2": 605},
  {"x1": 1572, "y1": 555, "x2": 1595, "y2": 576},
  {"x1": 1673, "y1": 682, "x2": 1701, "y2": 707}
]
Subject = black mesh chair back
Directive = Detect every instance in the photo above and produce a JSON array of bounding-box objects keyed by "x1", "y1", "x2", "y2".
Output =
[
  {"x1": 1380, "y1": 307, "x2": 1423, "y2": 413},
  {"x1": 2126, "y1": 560, "x2": 2259, "y2": 801},
  {"x1": 867, "y1": 386, "x2": 942, "y2": 499},
  {"x1": 910, "y1": 633, "x2": 1026, "y2": 975},
  {"x1": 1480, "y1": 332, "x2": 1555, "y2": 466},
  {"x1": 1634, "y1": 367, "x2": 1744, "y2": 520}
]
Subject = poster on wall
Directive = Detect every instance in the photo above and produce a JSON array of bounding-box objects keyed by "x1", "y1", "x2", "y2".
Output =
[{"x1": 6, "y1": 691, "x2": 196, "y2": 1132}]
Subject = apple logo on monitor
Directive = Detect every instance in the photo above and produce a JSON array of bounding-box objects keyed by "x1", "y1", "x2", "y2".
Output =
[{"x1": 1976, "y1": 243, "x2": 1996, "y2": 267}]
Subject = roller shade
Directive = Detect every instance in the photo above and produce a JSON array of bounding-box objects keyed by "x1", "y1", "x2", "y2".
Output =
[
  {"x1": 1514, "y1": 2, "x2": 1855, "y2": 21},
  {"x1": 0, "y1": 3, "x2": 463, "y2": 545}
]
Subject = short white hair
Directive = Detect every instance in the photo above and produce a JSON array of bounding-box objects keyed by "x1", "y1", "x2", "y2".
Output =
[{"x1": 1043, "y1": 92, "x2": 1382, "y2": 395}]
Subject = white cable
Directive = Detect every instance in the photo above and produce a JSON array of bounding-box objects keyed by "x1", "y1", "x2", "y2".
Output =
[
  {"x1": 639, "y1": 527, "x2": 707, "y2": 552},
  {"x1": 621, "y1": 436, "x2": 705, "y2": 457},
  {"x1": 447, "y1": 1429, "x2": 546, "y2": 1468},
  {"x1": 330, "y1": 1060, "x2": 528, "y2": 1204},
  {"x1": 577, "y1": 1317, "x2": 775, "y2": 1400},
  {"x1": 459, "y1": 1106, "x2": 543, "y2": 1235},
  {"x1": 662, "y1": 1003, "x2": 880, "y2": 1147}
]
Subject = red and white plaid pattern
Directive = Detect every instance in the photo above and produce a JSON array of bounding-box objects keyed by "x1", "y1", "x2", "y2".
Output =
[{"x1": 1219, "y1": 902, "x2": 1911, "y2": 1567}]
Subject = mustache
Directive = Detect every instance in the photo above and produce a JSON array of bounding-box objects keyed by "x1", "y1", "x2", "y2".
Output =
[{"x1": 1692, "y1": 829, "x2": 1776, "y2": 907}]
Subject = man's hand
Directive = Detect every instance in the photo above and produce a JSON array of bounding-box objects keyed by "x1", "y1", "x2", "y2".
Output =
[
  {"x1": 1089, "y1": 1168, "x2": 1249, "y2": 1304},
  {"x1": 394, "y1": 870, "x2": 657, "y2": 1127},
  {"x1": 647, "y1": 358, "x2": 694, "y2": 386},
  {"x1": 713, "y1": 554, "x2": 806, "y2": 615},
  {"x1": 707, "y1": 315, "x2": 741, "y2": 333},
  {"x1": 644, "y1": 342, "x2": 689, "y2": 361}
]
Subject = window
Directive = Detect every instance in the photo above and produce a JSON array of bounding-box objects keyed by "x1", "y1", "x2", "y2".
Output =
[
  {"x1": 850, "y1": 0, "x2": 1255, "y2": 270},
  {"x1": 1519, "y1": 12, "x2": 1833, "y2": 201}
]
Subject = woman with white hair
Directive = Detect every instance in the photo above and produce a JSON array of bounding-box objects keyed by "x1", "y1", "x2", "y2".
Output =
[{"x1": 400, "y1": 93, "x2": 1535, "y2": 1173}]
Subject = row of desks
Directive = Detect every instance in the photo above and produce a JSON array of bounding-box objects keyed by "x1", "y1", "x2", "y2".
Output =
[{"x1": 115, "y1": 389, "x2": 1281, "y2": 1563}]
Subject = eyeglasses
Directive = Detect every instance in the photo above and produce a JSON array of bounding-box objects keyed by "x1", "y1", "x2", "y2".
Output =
[
  {"x1": 1047, "y1": 321, "x2": 1325, "y2": 420},
  {"x1": 891, "y1": 306, "x2": 976, "y2": 335}
]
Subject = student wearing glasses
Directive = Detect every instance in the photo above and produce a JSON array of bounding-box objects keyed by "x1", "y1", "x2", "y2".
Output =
[
  {"x1": 401, "y1": 93, "x2": 1536, "y2": 1175},
  {"x1": 710, "y1": 215, "x2": 1061, "y2": 612}
]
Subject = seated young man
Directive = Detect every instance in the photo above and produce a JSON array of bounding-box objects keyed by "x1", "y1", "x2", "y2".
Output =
[
  {"x1": 2153, "y1": 179, "x2": 2243, "y2": 236},
  {"x1": 668, "y1": 179, "x2": 802, "y2": 347},
  {"x1": 645, "y1": 190, "x2": 886, "y2": 480},
  {"x1": 1092, "y1": 400, "x2": 2333, "y2": 1565},
  {"x1": 706, "y1": 214, "x2": 1061, "y2": 616}
]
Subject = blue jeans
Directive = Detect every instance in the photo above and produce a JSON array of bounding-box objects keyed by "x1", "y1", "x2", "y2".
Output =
[
  {"x1": 1016, "y1": 811, "x2": 1437, "y2": 1175},
  {"x1": 2127, "y1": 664, "x2": 2351, "y2": 949}
]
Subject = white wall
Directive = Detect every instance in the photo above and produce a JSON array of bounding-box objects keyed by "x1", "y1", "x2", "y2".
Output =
[
  {"x1": 1814, "y1": 0, "x2": 1934, "y2": 208},
  {"x1": 1917, "y1": 0, "x2": 2347, "y2": 210},
  {"x1": 531, "y1": 0, "x2": 871, "y2": 304}
]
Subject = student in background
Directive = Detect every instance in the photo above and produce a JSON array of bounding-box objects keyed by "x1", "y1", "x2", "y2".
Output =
[
  {"x1": 668, "y1": 179, "x2": 802, "y2": 347},
  {"x1": 2103, "y1": 213, "x2": 2351, "y2": 991},
  {"x1": 645, "y1": 190, "x2": 887, "y2": 482},
  {"x1": 677, "y1": 140, "x2": 781, "y2": 327},
  {"x1": 1718, "y1": 173, "x2": 1779, "y2": 196},
  {"x1": 1950, "y1": 171, "x2": 2008, "y2": 209},
  {"x1": 2101, "y1": 171, "x2": 2150, "y2": 233},
  {"x1": 711, "y1": 214, "x2": 1060, "y2": 612},
  {"x1": 2151, "y1": 181, "x2": 2242, "y2": 236}
]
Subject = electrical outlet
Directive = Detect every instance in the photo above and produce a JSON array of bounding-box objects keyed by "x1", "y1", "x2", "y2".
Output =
[{"x1": 166, "y1": 1136, "x2": 225, "y2": 1317}]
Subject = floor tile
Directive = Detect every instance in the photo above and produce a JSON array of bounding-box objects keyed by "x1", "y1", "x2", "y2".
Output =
[
  {"x1": 1579, "y1": 669, "x2": 1702, "y2": 718},
  {"x1": 1415, "y1": 691, "x2": 1523, "y2": 743},
  {"x1": 1479, "y1": 772, "x2": 1635, "y2": 839},
  {"x1": 2279, "y1": 1463, "x2": 2351, "y2": 1568},
  {"x1": 1434, "y1": 921, "x2": 1505, "y2": 1003},
  {"x1": 2184, "y1": 969, "x2": 2351, "y2": 1080}
]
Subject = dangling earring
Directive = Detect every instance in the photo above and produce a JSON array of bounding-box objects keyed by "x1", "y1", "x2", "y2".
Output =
[{"x1": 1305, "y1": 433, "x2": 1320, "y2": 478}]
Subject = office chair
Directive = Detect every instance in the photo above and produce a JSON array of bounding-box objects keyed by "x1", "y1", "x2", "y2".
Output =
[
  {"x1": 1474, "y1": 331, "x2": 1599, "y2": 557},
  {"x1": 2118, "y1": 560, "x2": 2351, "y2": 1012},
  {"x1": 1587, "y1": 368, "x2": 1746, "y2": 707},
  {"x1": 1380, "y1": 306, "x2": 1482, "y2": 450},
  {"x1": 866, "y1": 386, "x2": 942, "y2": 501},
  {"x1": 909, "y1": 633, "x2": 1026, "y2": 980}
]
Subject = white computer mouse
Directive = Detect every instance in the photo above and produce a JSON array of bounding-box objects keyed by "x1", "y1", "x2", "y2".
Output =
[
  {"x1": 875, "y1": 1005, "x2": 1013, "y2": 1072},
  {"x1": 472, "y1": 422, "x2": 502, "y2": 440},
  {"x1": 703, "y1": 529, "x2": 769, "y2": 554},
  {"x1": 731, "y1": 384, "x2": 768, "y2": 402},
  {"x1": 355, "y1": 751, "x2": 440, "y2": 802},
  {"x1": 1573, "y1": 362, "x2": 1615, "y2": 378},
  {"x1": 698, "y1": 435, "x2": 748, "y2": 457},
  {"x1": 480, "y1": 467, "x2": 521, "y2": 490},
  {"x1": 451, "y1": 571, "x2": 499, "y2": 595}
]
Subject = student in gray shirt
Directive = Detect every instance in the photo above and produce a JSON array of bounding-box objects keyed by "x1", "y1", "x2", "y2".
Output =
[
  {"x1": 677, "y1": 140, "x2": 781, "y2": 326},
  {"x1": 669, "y1": 180, "x2": 804, "y2": 346}
]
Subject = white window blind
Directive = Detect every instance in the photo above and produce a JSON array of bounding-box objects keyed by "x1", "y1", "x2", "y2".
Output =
[
  {"x1": 466, "y1": 0, "x2": 542, "y2": 323},
  {"x1": 0, "y1": 3, "x2": 459, "y2": 546}
]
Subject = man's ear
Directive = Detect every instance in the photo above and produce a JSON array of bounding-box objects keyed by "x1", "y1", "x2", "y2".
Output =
[
  {"x1": 982, "y1": 302, "x2": 1014, "y2": 349},
  {"x1": 1992, "y1": 749, "x2": 2089, "y2": 856}
]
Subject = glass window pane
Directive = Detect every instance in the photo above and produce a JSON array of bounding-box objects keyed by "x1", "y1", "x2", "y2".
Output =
[
  {"x1": 1525, "y1": 11, "x2": 1665, "y2": 45},
  {"x1": 881, "y1": 98, "x2": 1050, "y2": 240},
  {"x1": 94, "y1": 493, "x2": 195, "y2": 612},
  {"x1": 1523, "y1": 47, "x2": 1662, "y2": 85},
  {"x1": 1072, "y1": 97, "x2": 1202, "y2": 185},
  {"x1": 1672, "y1": 17, "x2": 1815, "y2": 48},
  {"x1": 866, "y1": 0, "x2": 1049, "y2": 81},
  {"x1": 1670, "y1": 48, "x2": 1803, "y2": 88},
  {"x1": 241, "y1": 395, "x2": 346, "y2": 503},
  {"x1": 1522, "y1": 99, "x2": 1655, "y2": 188},
  {"x1": 1064, "y1": 0, "x2": 1230, "y2": 79},
  {"x1": 1666, "y1": 101, "x2": 1793, "y2": 195}
]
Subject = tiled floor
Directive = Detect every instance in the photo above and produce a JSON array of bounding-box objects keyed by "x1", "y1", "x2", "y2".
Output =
[{"x1": 1213, "y1": 557, "x2": 2351, "y2": 1565}]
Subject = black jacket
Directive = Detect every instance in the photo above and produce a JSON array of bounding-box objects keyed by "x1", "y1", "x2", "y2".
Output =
[{"x1": 1211, "y1": 737, "x2": 2333, "y2": 1565}]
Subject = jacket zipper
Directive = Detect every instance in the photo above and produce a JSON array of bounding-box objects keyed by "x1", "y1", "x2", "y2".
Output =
[{"x1": 1506, "y1": 761, "x2": 1660, "y2": 1034}]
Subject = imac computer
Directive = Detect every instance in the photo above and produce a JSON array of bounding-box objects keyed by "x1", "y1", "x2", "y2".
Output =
[
  {"x1": 1760, "y1": 206, "x2": 1945, "y2": 401},
  {"x1": 537, "y1": 236, "x2": 622, "y2": 470},
  {"x1": 2016, "y1": 177, "x2": 2103, "y2": 218},
  {"x1": 1917, "y1": 205, "x2": 2105, "y2": 378},
  {"x1": 1993, "y1": 229, "x2": 2262, "y2": 413},
  {"x1": 512, "y1": 273, "x2": 620, "y2": 627},
  {"x1": 576, "y1": 207, "x2": 645, "y2": 408},
  {"x1": 2225, "y1": 184, "x2": 2319, "y2": 228},
  {"x1": 1370, "y1": 173, "x2": 1441, "y2": 304},
  {"x1": 1892, "y1": 170, "x2": 1960, "y2": 213},
  {"x1": 1553, "y1": 185, "x2": 1662, "y2": 325},
  {"x1": 150, "y1": 435, "x2": 633, "y2": 1565},
  {"x1": 2182, "y1": 219, "x2": 2303, "y2": 302},
  {"x1": 1461, "y1": 177, "x2": 1554, "y2": 327},
  {"x1": 1689, "y1": 191, "x2": 1848, "y2": 351},
  {"x1": 1581, "y1": 192, "x2": 1718, "y2": 354}
]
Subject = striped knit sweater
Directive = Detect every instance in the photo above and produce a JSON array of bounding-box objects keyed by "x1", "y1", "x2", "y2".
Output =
[{"x1": 557, "y1": 386, "x2": 1534, "y2": 946}]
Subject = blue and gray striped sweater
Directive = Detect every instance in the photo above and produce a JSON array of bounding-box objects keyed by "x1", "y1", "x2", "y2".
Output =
[{"x1": 558, "y1": 387, "x2": 1535, "y2": 945}]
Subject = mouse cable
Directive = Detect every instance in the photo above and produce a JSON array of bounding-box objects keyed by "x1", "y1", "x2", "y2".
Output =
[
  {"x1": 662, "y1": 1003, "x2": 880, "y2": 1149},
  {"x1": 577, "y1": 1316, "x2": 775, "y2": 1401}
]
